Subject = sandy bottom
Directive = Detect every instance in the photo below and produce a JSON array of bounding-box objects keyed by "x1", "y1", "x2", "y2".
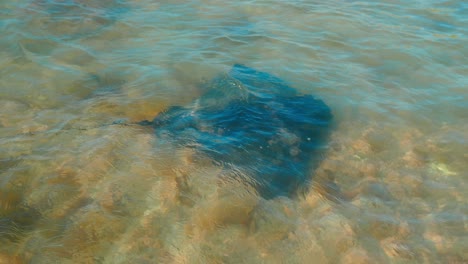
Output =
[
  {"x1": 0, "y1": 97, "x2": 466, "y2": 263},
  {"x1": 0, "y1": 0, "x2": 467, "y2": 263}
]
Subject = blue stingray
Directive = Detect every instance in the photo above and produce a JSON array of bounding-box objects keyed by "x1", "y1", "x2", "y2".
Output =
[{"x1": 145, "y1": 64, "x2": 333, "y2": 198}]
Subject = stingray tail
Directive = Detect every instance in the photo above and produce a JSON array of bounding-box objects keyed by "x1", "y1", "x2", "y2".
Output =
[
  {"x1": 15, "y1": 119, "x2": 150, "y2": 137},
  {"x1": 135, "y1": 120, "x2": 154, "y2": 126}
]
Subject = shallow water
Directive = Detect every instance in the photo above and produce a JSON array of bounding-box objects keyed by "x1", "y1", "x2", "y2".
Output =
[{"x1": 0, "y1": 0, "x2": 467, "y2": 263}]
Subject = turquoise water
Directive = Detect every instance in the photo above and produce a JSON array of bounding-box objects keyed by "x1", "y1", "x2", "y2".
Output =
[{"x1": 0, "y1": 0, "x2": 467, "y2": 263}]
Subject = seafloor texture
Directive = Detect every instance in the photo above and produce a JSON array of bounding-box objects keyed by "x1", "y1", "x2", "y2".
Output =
[
  {"x1": 146, "y1": 64, "x2": 333, "y2": 199},
  {"x1": 0, "y1": 0, "x2": 467, "y2": 263}
]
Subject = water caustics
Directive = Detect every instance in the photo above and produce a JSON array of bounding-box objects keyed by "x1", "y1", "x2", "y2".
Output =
[{"x1": 0, "y1": 0, "x2": 467, "y2": 263}]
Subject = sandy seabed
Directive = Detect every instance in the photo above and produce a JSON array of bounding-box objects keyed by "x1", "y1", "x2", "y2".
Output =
[{"x1": 0, "y1": 0, "x2": 467, "y2": 263}]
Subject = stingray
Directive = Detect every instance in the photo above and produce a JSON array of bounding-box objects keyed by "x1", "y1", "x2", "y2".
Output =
[{"x1": 141, "y1": 64, "x2": 333, "y2": 199}]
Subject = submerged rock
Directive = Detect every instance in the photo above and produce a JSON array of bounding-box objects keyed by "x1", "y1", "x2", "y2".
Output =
[{"x1": 144, "y1": 64, "x2": 333, "y2": 198}]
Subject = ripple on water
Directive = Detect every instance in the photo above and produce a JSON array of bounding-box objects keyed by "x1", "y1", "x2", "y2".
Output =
[
  {"x1": 24, "y1": 0, "x2": 130, "y2": 40},
  {"x1": 0, "y1": 0, "x2": 467, "y2": 263}
]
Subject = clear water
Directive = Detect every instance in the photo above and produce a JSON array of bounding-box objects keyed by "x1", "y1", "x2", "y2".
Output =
[{"x1": 0, "y1": 0, "x2": 467, "y2": 263}]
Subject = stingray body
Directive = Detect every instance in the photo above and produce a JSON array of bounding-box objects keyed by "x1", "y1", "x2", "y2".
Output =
[{"x1": 147, "y1": 64, "x2": 333, "y2": 198}]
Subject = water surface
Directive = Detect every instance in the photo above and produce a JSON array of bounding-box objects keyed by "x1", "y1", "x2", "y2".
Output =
[{"x1": 0, "y1": 0, "x2": 467, "y2": 263}]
